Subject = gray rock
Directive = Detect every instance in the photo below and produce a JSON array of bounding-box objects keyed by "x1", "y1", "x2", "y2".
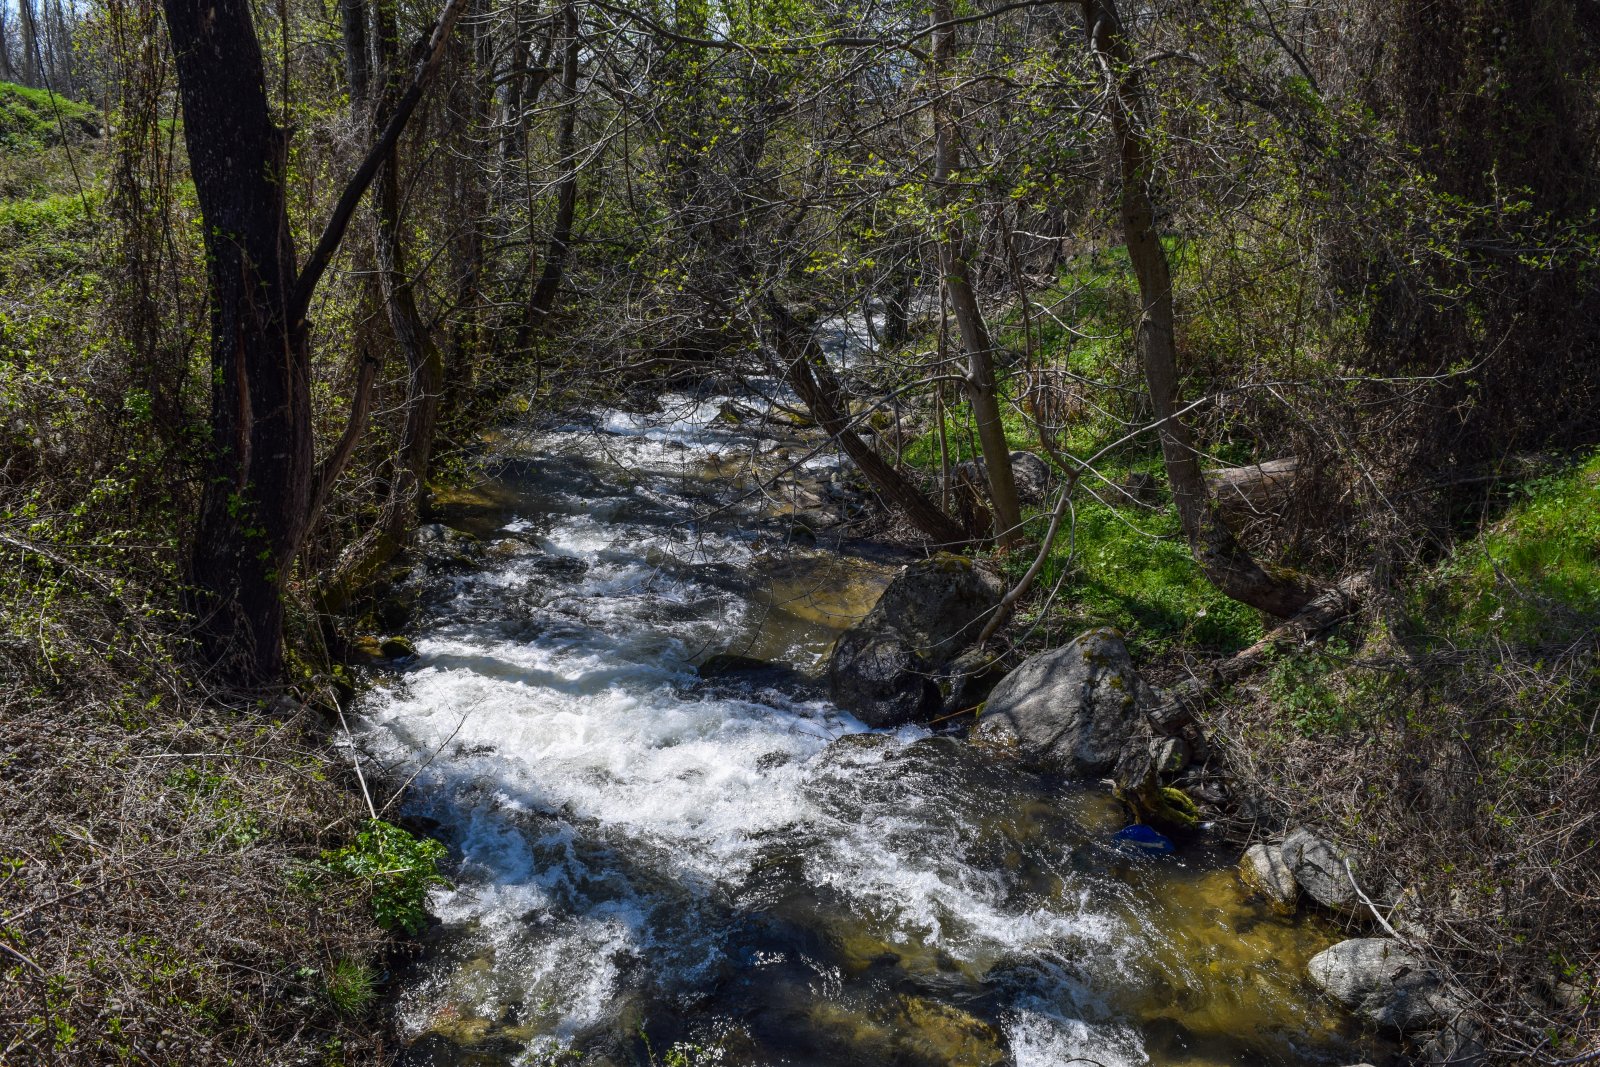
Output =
[
  {"x1": 1281, "y1": 827, "x2": 1358, "y2": 912},
  {"x1": 1240, "y1": 843, "x2": 1299, "y2": 911},
  {"x1": 938, "y1": 647, "x2": 1008, "y2": 717},
  {"x1": 1418, "y1": 1015, "x2": 1486, "y2": 1067},
  {"x1": 1307, "y1": 938, "x2": 1451, "y2": 1032},
  {"x1": 826, "y1": 555, "x2": 1003, "y2": 728},
  {"x1": 973, "y1": 629, "x2": 1154, "y2": 776},
  {"x1": 1152, "y1": 735, "x2": 1189, "y2": 775},
  {"x1": 1009, "y1": 451, "x2": 1052, "y2": 504}
]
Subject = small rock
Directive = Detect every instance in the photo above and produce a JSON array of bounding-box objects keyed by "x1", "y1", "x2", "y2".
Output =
[
  {"x1": 1280, "y1": 827, "x2": 1358, "y2": 912},
  {"x1": 938, "y1": 647, "x2": 1007, "y2": 717},
  {"x1": 1307, "y1": 938, "x2": 1452, "y2": 1032},
  {"x1": 1152, "y1": 735, "x2": 1188, "y2": 775},
  {"x1": 974, "y1": 628, "x2": 1155, "y2": 776},
  {"x1": 1239, "y1": 843, "x2": 1299, "y2": 912},
  {"x1": 1418, "y1": 1015, "x2": 1486, "y2": 1067},
  {"x1": 412, "y1": 523, "x2": 451, "y2": 545}
]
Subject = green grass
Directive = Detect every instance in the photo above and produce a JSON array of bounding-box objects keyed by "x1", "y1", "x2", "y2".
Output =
[
  {"x1": 0, "y1": 188, "x2": 97, "y2": 236},
  {"x1": 895, "y1": 248, "x2": 1263, "y2": 655},
  {"x1": 1433, "y1": 448, "x2": 1600, "y2": 644},
  {"x1": 323, "y1": 958, "x2": 378, "y2": 1016},
  {"x1": 0, "y1": 80, "x2": 98, "y2": 150},
  {"x1": 1011, "y1": 484, "x2": 1264, "y2": 656}
]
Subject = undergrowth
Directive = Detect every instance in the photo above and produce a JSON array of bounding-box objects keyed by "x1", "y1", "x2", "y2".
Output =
[{"x1": 1214, "y1": 453, "x2": 1600, "y2": 1061}]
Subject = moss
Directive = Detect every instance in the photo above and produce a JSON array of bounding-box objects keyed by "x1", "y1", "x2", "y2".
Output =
[
  {"x1": 379, "y1": 635, "x2": 417, "y2": 660},
  {"x1": 0, "y1": 81, "x2": 99, "y2": 150},
  {"x1": 1158, "y1": 786, "x2": 1200, "y2": 829}
]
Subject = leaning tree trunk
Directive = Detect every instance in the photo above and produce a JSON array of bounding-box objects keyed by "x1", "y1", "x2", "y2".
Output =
[
  {"x1": 769, "y1": 300, "x2": 969, "y2": 548},
  {"x1": 1080, "y1": 0, "x2": 1319, "y2": 618},
  {"x1": 930, "y1": 0, "x2": 1022, "y2": 548},
  {"x1": 165, "y1": 0, "x2": 314, "y2": 687}
]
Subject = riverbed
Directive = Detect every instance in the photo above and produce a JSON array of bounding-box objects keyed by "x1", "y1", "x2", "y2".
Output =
[{"x1": 358, "y1": 387, "x2": 1386, "y2": 1066}]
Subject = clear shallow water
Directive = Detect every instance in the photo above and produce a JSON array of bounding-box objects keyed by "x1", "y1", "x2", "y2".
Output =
[{"x1": 360, "y1": 393, "x2": 1385, "y2": 1067}]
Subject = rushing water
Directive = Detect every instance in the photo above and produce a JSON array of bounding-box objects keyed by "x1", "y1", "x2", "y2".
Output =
[{"x1": 360, "y1": 386, "x2": 1386, "y2": 1067}]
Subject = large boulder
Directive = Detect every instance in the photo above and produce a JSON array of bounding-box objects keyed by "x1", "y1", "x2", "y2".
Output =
[
  {"x1": 1307, "y1": 938, "x2": 1452, "y2": 1033},
  {"x1": 973, "y1": 629, "x2": 1154, "y2": 776},
  {"x1": 1009, "y1": 451, "x2": 1052, "y2": 504},
  {"x1": 1281, "y1": 827, "x2": 1360, "y2": 912},
  {"x1": 825, "y1": 555, "x2": 1003, "y2": 728}
]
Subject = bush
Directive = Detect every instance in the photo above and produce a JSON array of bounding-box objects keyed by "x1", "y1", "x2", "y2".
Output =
[{"x1": 307, "y1": 820, "x2": 449, "y2": 936}]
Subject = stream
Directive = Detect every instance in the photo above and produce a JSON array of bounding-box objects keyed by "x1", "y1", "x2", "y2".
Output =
[{"x1": 357, "y1": 367, "x2": 1388, "y2": 1066}]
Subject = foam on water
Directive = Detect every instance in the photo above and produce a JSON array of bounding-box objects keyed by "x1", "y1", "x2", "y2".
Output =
[{"x1": 362, "y1": 390, "x2": 1374, "y2": 1065}]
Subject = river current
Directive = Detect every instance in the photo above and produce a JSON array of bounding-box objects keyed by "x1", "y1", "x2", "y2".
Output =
[{"x1": 358, "y1": 374, "x2": 1384, "y2": 1066}]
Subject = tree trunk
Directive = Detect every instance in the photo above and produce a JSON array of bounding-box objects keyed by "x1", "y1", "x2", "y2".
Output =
[
  {"x1": 1080, "y1": 0, "x2": 1319, "y2": 618},
  {"x1": 769, "y1": 300, "x2": 969, "y2": 548},
  {"x1": 929, "y1": 0, "x2": 1022, "y2": 548},
  {"x1": 165, "y1": 0, "x2": 314, "y2": 686},
  {"x1": 371, "y1": 0, "x2": 444, "y2": 529},
  {"x1": 0, "y1": 4, "x2": 12, "y2": 82},
  {"x1": 526, "y1": 0, "x2": 580, "y2": 331},
  {"x1": 18, "y1": 0, "x2": 39, "y2": 85},
  {"x1": 444, "y1": 0, "x2": 492, "y2": 423},
  {"x1": 167, "y1": 0, "x2": 464, "y2": 685}
]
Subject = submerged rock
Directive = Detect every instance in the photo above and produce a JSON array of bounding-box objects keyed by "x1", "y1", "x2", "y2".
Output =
[
  {"x1": 974, "y1": 628, "x2": 1154, "y2": 776},
  {"x1": 802, "y1": 995, "x2": 1007, "y2": 1067},
  {"x1": 697, "y1": 652, "x2": 808, "y2": 691},
  {"x1": 825, "y1": 554, "x2": 1002, "y2": 727},
  {"x1": 1307, "y1": 938, "x2": 1453, "y2": 1033}
]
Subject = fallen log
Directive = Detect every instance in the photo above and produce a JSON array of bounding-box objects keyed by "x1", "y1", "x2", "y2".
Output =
[
  {"x1": 1147, "y1": 572, "x2": 1370, "y2": 741},
  {"x1": 1205, "y1": 456, "x2": 1300, "y2": 520}
]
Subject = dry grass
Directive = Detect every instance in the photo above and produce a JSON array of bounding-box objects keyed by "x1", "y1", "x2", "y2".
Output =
[
  {"x1": 0, "y1": 565, "x2": 395, "y2": 1066},
  {"x1": 1208, "y1": 623, "x2": 1600, "y2": 1063}
]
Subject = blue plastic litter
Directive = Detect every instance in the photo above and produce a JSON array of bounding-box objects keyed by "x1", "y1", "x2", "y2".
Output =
[{"x1": 1113, "y1": 823, "x2": 1174, "y2": 854}]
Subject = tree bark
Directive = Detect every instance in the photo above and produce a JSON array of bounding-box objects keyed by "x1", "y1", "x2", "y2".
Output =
[
  {"x1": 165, "y1": 0, "x2": 313, "y2": 687},
  {"x1": 444, "y1": 0, "x2": 492, "y2": 422},
  {"x1": 1080, "y1": 0, "x2": 1319, "y2": 618},
  {"x1": 768, "y1": 300, "x2": 969, "y2": 548},
  {"x1": 930, "y1": 0, "x2": 1022, "y2": 548},
  {"x1": 525, "y1": 0, "x2": 580, "y2": 332},
  {"x1": 167, "y1": 0, "x2": 465, "y2": 686},
  {"x1": 369, "y1": 0, "x2": 445, "y2": 529}
]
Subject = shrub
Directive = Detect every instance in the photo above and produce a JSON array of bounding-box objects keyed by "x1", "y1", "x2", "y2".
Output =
[{"x1": 307, "y1": 820, "x2": 449, "y2": 936}]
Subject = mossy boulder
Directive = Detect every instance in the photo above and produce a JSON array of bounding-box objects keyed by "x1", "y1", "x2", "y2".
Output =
[{"x1": 379, "y1": 636, "x2": 418, "y2": 660}]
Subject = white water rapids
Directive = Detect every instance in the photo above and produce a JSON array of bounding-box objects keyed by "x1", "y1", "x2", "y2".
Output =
[{"x1": 357, "y1": 388, "x2": 1380, "y2": 1066}]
